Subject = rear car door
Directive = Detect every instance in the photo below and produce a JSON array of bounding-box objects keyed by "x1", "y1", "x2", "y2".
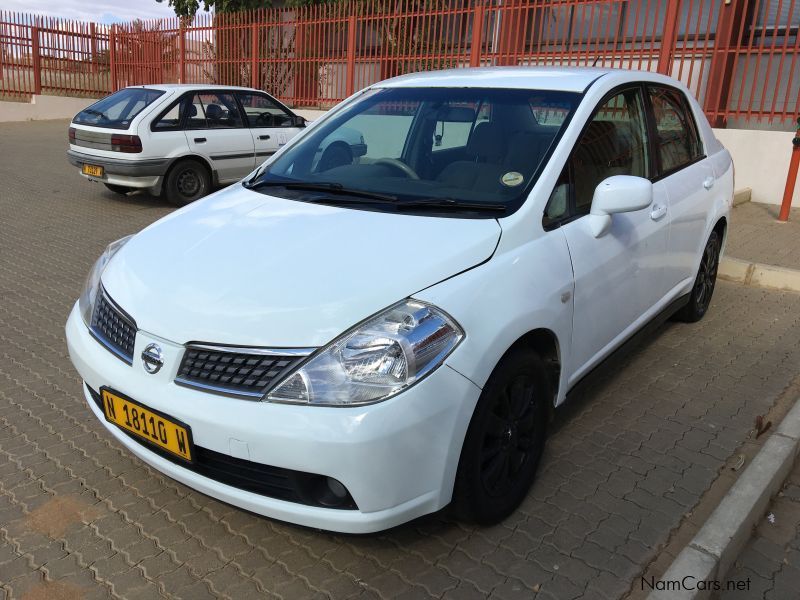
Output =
[
  {"x1": 236, "y1": 91, "x2": 302, "y2": 165},
  {"x1": 546, "y1": 85, "x2": 671, "y2": 384},
  {"x1": 184, "y1": 91, "x2": 255, "y2": 183},
  {"x1": 646, "y1": 85, "x2": 715, "y2": 286}
]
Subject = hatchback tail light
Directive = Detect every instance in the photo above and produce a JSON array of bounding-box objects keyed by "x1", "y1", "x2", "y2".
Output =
[
  {"x1": 110, "y1": 134, "x2": 143, "y2": 153},
  {"x1": 68, "y1": 127, "x2": 76, "y2": 143}
]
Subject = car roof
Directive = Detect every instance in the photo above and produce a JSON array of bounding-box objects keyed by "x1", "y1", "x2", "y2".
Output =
[
  {"x1": 124, "y1": 83, "x2": 261, "y2": 93},
  {"x1": 377, "y1": 67, "x2": 667, "y2": 93}
]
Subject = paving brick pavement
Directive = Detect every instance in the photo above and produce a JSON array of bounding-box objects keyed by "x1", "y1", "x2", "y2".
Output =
[
  {"x1": 1, "y1": 120, "x2": 800, "y2": 599},
  {"x1": 720, "y1": 460, "x2": 800, "y2": 600},
  {"x1": 726, "y1": 202, "x2": 800, "y2": 271}
]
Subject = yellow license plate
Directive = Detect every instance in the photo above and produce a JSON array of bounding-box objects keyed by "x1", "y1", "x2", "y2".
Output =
[
  {"x1": 82, "y1": 164, "x2": 104, "y2": 177},
  {"x1": 101, "y1": 388, "x2": 193, "y2": 462}
]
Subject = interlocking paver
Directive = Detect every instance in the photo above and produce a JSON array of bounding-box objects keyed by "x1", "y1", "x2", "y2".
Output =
[{"x1": 2, "y1": 119, "x2": 800, "y2": 599}]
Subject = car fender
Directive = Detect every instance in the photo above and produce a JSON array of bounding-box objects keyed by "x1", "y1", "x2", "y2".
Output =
[{"x1": 413, "y1": 229, "x2": 575, "y2": 407}]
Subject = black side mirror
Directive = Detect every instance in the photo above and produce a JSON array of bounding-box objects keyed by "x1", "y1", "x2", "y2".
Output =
[{"x1": 293, "y1": 115, "x2": 307, "y2": 128}]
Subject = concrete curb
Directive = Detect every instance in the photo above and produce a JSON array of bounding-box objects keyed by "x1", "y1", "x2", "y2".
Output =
[
  {"x1": 647, "y1": 398, "x2": 800, "y2": 600},
  {"x1": 718, "y1": 257, "x2": 800, "y2": 293}
]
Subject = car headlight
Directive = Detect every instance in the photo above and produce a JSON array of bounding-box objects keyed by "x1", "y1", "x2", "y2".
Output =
[
  {"x1": 266, "y1": 300, "x2": 464, "y2": 406},
  {"x1": 78, "y1": 235, "x2": 133, "y2": 326}
]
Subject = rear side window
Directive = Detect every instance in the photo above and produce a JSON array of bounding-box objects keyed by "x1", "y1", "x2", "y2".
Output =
[
  {"x1": 198, "y1": 93, "x2": 244, "y2": 129},
  {"x1": 73, "y1": 88, "x2": 164, "y2": 130},
  {"x1": 648, "y1": 86, "x2": 703, "y2": 174},
  {"x1": 152, "y1": 96, "x2": 188, "y2": 131}
]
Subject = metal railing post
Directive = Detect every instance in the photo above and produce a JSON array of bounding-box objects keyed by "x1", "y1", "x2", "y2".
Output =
[
  {"x1": 345, "y1": 14, "x2": 356, "y2": 97},
  {"x1": 250, "y1": 22, "x2": 259, "y2": 89},
  {"x1": 109, "y1": 25, "x2": 117, "y2": 92},
  {"x1": 470, "y1": 4, "x2": 485, "y2": 67},
  {"x1": 657, "y1": 0, "x2": 681, "y2": 75},
  {"x1": 778, "y1": 119, "x2": 800, "y2": 222},
  {"x1": 31, "y1": 26, "x2": 41, "y2": 95},
  {"x1": 179, "y1": 23, "x2": 185, "y2": 83}
]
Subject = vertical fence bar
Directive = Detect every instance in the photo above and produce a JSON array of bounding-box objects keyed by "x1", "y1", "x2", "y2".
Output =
[
  {"x1": 345, "y1": 13, "x2": 356, "y2": 96},
  {"x1": 704, "y1": 0, "x2": 753, "y2": 126},
  {"x1": 179, "y1": 22, "x2": 185, "y2": 83},
  {"x1": 470, "y1": 3, "x2": 484, "y2": 67},
  {"x1": 251, "y1": 21, "x2": 259, "y2": 88},
  {"x1": 109, "y1": 24, "x2": 116, "y2": 92},
  {"x1": 31, "y1": 26, "x2": 41, "y2": 94},
  {"x1": 657, "y1": 0, "x2": 680, "y2": 74}
]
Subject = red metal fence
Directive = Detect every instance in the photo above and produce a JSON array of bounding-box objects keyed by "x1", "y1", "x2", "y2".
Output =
[{"x1": 1, "y1": 0, "x2": 798, "y2": 129}]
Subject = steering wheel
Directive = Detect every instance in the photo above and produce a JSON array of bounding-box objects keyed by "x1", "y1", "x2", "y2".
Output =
[
  {"x1": 373, "y1": 158, "x2": 420, "y2": 180},
  {"x1": 255, "y1": 112, "x2": 273, "y2": 126}
]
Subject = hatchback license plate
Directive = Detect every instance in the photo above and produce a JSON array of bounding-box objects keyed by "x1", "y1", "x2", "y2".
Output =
[
  {"x1": 101, "y1": 388, "x2": 193, "y2": 462},
  {"x1": 82, "y1": 164, "x2": 104, "y2": 177}
]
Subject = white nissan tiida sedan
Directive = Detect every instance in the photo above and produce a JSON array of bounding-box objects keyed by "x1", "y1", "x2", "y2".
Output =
[{"x1": 66, "y1": 67, "x2": 733, "y2": 533}]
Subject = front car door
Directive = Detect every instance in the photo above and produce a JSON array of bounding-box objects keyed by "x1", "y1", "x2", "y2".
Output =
[
  {"x1": 236, "y1": 91, "x2": 302, "y2": 165},
  {"x1": 546, "y1": 85, "x2": 671, "y2": 385},
  {"x1": 646, "y1": 85, "x2": 715, "y2": 286},
  {"x1": 184, "y1": 91, "x2": 255, "y2": 184}
]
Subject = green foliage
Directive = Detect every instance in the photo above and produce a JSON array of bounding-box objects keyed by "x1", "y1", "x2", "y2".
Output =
[{"x1": 157, "y1": 0, "x2": 332, "y2": 19}]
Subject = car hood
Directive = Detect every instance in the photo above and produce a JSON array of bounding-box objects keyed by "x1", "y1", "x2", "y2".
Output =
[{"x1": 102, "y1": 186, "x2": 501, "y2": 347}]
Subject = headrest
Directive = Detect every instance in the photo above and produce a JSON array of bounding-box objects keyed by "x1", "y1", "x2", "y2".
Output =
[
  {"x1": 467, "y1": 122, "x2": 505, "y2": 163},
  {"x1": 187, "y1": 103, "x2": 197, "y2": 117},
  {"x1": 206, "y1": 104, "x2": 223, "y2": 119}
]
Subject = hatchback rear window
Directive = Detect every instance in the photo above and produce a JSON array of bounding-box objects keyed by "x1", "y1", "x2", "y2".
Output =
[{"x1": 73, "y1": 88, "x2": 165, "y2": 130}]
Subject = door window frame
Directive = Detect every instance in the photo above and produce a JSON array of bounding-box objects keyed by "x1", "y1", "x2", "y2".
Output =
[
  {"x1": 543, "y1": 83, "x2": 654, "y2": 230},
  {"x1": 643, "y1": 84, "x2": 706, "y2": 181},
  {"x1": 150, "y1": 90, "x2": 249, "y2": 132},
  {"x1": 235, "y1": 91, "x2": 299, "y2": 129}
]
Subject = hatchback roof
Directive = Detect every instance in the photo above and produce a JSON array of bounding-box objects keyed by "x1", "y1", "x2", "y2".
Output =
[
  {"x1": 125, "y1": 83, "x2": 260, "y2": 92},
  {"x1": 378, "y1": 67, "x2": 621, "y2": 93}
]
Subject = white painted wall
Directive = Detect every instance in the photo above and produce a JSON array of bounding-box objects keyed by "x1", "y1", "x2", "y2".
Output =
[
  {"x1": 1, "y1": 95, "x2": 797, "y2": 208},
  {"x1": 712, "y1": 128, "x2": 799, "y2": 208},
  {"x1": 0, "y1": 95, "x2": 97, "y2": 122}
]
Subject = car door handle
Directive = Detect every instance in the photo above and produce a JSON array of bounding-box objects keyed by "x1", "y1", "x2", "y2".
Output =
[
  {"x1": 650, "y1": 204, "x2": 667, "y2": 220},
  {"x1": 258, "y1": 135, "x2": 270, "y2": 140},
  {"x1": 703, "y1": 177, "x2": 715, "y2": 190},
  {"x1": 194, "y1": 137, "x2": 206, "y2": 143}
]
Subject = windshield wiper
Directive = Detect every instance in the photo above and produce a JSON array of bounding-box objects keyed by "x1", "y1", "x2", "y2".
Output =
[
  {"x1": 244, "y1": 180, "x2": 398, "y2": 202},
  {"x1": 82, "y1": 108, "x2": 109, "y2": 120},
  {"x1": 396, "y1": 197, "x2": 507, "y2": 212}
]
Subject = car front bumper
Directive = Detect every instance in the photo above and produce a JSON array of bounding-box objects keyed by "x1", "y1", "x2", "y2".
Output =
[{"x1": 65, "y1": 303, "x2": 481, "y2": 533}]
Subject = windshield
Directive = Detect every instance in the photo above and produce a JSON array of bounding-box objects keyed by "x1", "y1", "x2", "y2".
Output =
[
  {"x1": 250, "y1": 86, "x2": 579, "y2": 216},
  {"x1": 73, "y1": 88, "x2": 165, "y2": 130}
]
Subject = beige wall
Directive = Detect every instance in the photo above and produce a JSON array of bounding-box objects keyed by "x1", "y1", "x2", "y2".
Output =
[
  {"x1": 1, "y1": 96, "x2": 797, "y2": 208},
  {"x1": 0, "y1": 95, "x2": 97, "y2": 122},
  {"x1": 712, "y1": 128, "x2": 799, "y2": 208}
]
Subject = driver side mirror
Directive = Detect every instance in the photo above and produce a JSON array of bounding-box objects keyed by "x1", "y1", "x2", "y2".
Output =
[
  {"x1": 292, "y1": 115, "x2": 307, "y2": 128},
  {"x1": 587, "y1": 175, "x2": 653, "y2": 238}
]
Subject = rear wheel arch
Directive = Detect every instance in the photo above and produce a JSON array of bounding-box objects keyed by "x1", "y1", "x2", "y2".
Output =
[{"x1": 165, "y1": 154, "x2": 214, "y2": 183}]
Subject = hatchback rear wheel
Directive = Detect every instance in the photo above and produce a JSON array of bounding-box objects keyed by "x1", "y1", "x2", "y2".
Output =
[
  {"x1": 453, "y1": 348, "x2": 550, "y2": 525},
  {"x1": 164, "y1": 159, "x2": 210, "y2": 207}
]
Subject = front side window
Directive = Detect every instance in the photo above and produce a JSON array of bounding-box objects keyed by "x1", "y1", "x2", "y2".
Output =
[
  {"x1": 546, "y1": 87, "x2": 650, "y2": 222},
  {"x1": 73, "y1": 88, "x2": 164, "y2": 130},
  {"x1": 238, "y1": 92, "x2": 294, "y2": 127},
  {"x1": 648, "y1": 86, "x2": 703, "y2": 174},
  {"x1": 252, "y1": 87, "x2": 579, "y2": 217}
]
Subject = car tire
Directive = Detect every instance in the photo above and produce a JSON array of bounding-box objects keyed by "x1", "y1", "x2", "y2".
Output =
[
  {"x1": 452, "y1": 347, "x2": 550, "y2": 525},
  {"x1": 103, "y1": 183, "x2": 133, "y2": 195},
  {"x1": 163, "y1": 159, "x2": 210, "y2": 207},
  {"x1": 675, "y1": 230, "x2": 721, "y2": 323}
]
